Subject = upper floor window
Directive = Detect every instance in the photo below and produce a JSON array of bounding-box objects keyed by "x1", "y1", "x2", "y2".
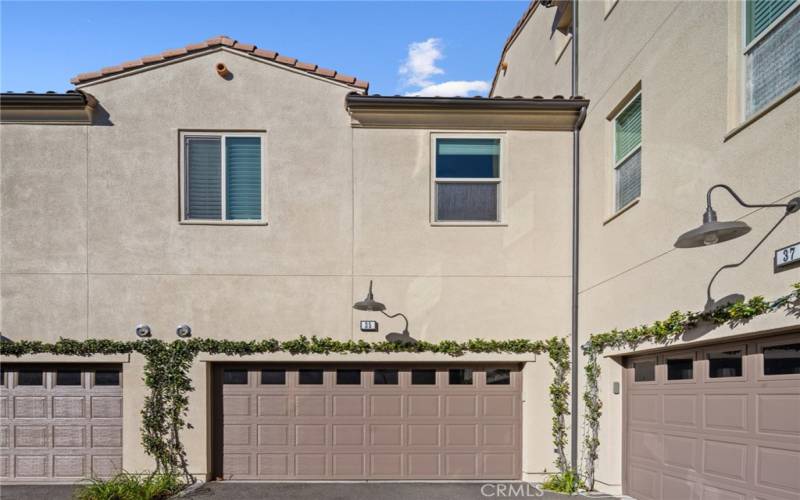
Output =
[
  {"x1": 180, "y1": 132, "x2": 266, "y2": 223},
  {"x1": 612, "y1": 93, "x2": 642, "y2": 211},
  {"x1": 744, "y1": 0, "x2": 800, "y2": 117},
  {"x1": 432, "y1": 136, "x2": 502, "y2": 224}
]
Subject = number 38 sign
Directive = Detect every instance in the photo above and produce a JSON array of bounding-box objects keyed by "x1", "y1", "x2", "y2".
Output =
[{"x1": 775, "y1": 242, "x2": 800, "y2": 268}]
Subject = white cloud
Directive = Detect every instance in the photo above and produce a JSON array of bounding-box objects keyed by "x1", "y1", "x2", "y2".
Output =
[
  {"x1": 405, "y1": 80, "x2": 491, "y2": 97},
  {"x1": 399, "y1": 38, "x2": 490, "y2": 97},
  {"x1": 399, "y1": 38, "x2": 445, "y2": 87}
]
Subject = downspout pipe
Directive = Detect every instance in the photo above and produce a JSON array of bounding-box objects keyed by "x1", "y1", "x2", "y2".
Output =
[{"x1": 570, "y1": 0, "x2": 580, "y2": 476}]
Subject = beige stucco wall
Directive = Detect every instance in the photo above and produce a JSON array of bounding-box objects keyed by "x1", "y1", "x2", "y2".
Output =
[
  {"x1": 492, "y1": 2, "x2": 572, "y2": 99},
  {"x1": 1, "y1": 48, "x2": 575, "y2": 478},
  {"x1": 495, "y1": 0, "x2": 800, "y2": 494}
]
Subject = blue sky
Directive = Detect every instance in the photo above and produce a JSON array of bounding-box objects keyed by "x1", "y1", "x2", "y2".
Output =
[{"x1": 1, "y1": 1, "x2": 529, "y2": 95}]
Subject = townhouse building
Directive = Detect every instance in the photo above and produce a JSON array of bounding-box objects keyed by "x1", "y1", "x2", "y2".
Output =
[{"x1": 1, "y1": 1, "x2": 798, "y2": 499}]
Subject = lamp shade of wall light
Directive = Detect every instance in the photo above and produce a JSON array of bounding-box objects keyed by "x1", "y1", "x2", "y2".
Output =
[
  {"x1": 135, "y1": 324, "x2": 151, "y2": 338},
  {"x1": 352, "y1": 280, "x2": 386, "y2": 312},
  {"x1": 674, "y1": 206, "x2": 752, "y2": 248}
]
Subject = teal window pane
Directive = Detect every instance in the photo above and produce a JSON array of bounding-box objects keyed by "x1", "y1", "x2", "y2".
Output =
[
  {"x1": 185, "y1": 136, "x2": 222, "y2": 220},
  {"x1": 747, "y1": 0, "x2": 796, "y2": 43},
  {"x1": 436, "y1": 138, "x2": 500, "y2": 178},
  {"x1": 225, "y1": 137, "x2": 262, "y2": 220},
  {"x1": 614, "y1": 95, "x2": 641, "y2": 162}
]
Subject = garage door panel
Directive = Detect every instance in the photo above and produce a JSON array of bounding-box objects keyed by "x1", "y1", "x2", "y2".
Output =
[
  {"x1": 53, "y1": 455, "x2": 85, "y2": 478},
  {"x1": 661, "y1": 472, "x2": 697, "y2": 500},
  {"x1": 370, "y1": 395, "x2": 402, "y2": 417},
  {"x1": 701, "y1": 484, "x2": 746, "y2": 500},
  {"x1": 53, "y1": 426, "x2": 85, "y2": 448},
  {"x1": 625, "y1": 334, "x2": 800, "y2": 500},
  {"x1": 662, "y1": 394, "x2": 697, "y2": 428},
  {"x1": 704, "y1": 394, "x2": 749, "y2": 432},
  {"x1": 408, "y1": 395, "x2": 440, "y2": 417},
  {"x1": 216, "y1": 364, "x2": 521, "y2": 480},
  {"x1": 53, "y1": 396, "x2": 86, "y2": 418},
  {"x1": 629, "y1": 393, "x2": 660, "y2": 425},
  {"x1": 662, "y1": 434, "x2": 697, "y2": 471},
  {"x1": 702, "y1": 440, "x2": 748, "y2": 482},
  {"x1": 14, "y1": 397, "x2": 46, "y2": 418},
  {"x1": 756, "y1": 446, "x2": 800, "y2": 494},
  {"x1": 756, "y1": 393, "x2": 800, "y2": 437}
]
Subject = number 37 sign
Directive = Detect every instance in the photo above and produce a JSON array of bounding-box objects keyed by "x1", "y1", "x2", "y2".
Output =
[{"x1": 775, "y1": 242, "x2": 800, "y2": 268}]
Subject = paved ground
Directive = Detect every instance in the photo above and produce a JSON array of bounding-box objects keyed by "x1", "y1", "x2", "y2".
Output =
[
  {"x1": 0, "y1": 485, "x2": 78, "y2": 500},
  {"x1": 0, "y1": 482, "x2": 625, "y2": 500},
  {"x1": 179, "y1": 482, "x2": 624, "y2": 499}
]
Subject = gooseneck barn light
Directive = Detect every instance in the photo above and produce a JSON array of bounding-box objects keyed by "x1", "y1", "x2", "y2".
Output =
[
  {"x1": 675, "y1": 184, "x2": 800, "y2": 307},
  {"x1": 353, "y1": 281, "x2": 411, "y2": 340}
]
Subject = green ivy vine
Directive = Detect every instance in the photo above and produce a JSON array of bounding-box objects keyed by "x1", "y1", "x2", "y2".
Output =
[
  {"x1": 0, "y1": 335, "x2": 572, "y2": 481},
  {"x1": 580, "y1": 283, "x2": 800, "y2": 490}
]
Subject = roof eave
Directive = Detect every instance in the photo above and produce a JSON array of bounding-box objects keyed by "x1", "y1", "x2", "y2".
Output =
[
  {"x1": 346, "y1": 95, "x2": 589, "y2": 131},
  {"x1": 0, "y1": 92, "x2": 97, "y2": 124}
]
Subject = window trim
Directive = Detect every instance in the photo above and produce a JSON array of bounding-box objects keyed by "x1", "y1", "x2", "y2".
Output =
[
  {"x1": 611, "y1": 91, "x2": 642, "y2": 214},
  {"x1": 178, "y1": 130, "x2": 268, "y2": 225},
  {"x1": 429, "y1": 132, "x2": 507, "y2": 226}
]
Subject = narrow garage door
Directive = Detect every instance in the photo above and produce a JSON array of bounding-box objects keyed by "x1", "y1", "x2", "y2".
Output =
[
  {"x1": 215, "y1": 364, "x2": 521, "y2": 480},
  {"x1": 0, "y1": 365, "x2": 123, "y2": 482},
  {"x1": 624, "y1": 333, "x2": 800, "y2": 500}
]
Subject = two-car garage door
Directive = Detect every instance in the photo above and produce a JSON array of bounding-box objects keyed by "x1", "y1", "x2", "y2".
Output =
[
  {"x1": 214, "y1": 364, "x2": 522, "y2": 480},
  {"x1": 624, "y1": 333, "x2": 800, "y2": 500}
]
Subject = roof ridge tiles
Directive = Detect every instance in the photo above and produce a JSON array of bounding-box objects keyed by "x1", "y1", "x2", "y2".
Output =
[{"x1": 70, "y1": 36, "x2": 368, "y2": 91}]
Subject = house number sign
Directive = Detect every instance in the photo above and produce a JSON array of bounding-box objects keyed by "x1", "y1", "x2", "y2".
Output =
[{"x1": 775, "y1": 242, "x2": 800, "y2": 268}]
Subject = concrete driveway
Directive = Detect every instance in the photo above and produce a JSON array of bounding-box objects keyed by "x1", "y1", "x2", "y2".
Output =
[
  {"x1": 0, "y1": 485, "x2": 78, "y2": 500},
  {"x1": 179, "y1": 482, "x2": 622, "y2": 499}
]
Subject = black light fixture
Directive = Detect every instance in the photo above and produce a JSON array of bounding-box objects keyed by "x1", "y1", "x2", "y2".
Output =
[
  {"x1": 675, "y1": 184, "x2": 800, "y2": 308},
  {"x1": 353, "y1": 280, "x2": 413, "y2": 343},
  {"x1": 675, "y1": 184, "x2": 799, "y2": 248}
]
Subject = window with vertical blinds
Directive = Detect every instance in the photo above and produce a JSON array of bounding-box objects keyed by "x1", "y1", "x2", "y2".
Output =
[
  {"x1": 613, "y1": 94, "x2": 642, "y2": 211},
  {"x1": 185, "y1": 136, "x2": 222, "y2": 220},
  {"x1": 183, "y1": 133, "x2": 264, "y2": 222}
]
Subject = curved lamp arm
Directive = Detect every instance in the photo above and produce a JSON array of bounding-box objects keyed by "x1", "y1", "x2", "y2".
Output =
[
  {"x1": 707, "y1": 184, "x2": 798, "y2": 212},
  {"x1": 706, "y1": 211, "x2": 789, "y2": 306},
  {"x1": 381, "y1": 310, "x2": 409, "y2": 335}
]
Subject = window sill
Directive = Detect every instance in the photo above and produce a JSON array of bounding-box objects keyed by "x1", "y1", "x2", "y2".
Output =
[
  {"x1": 603, "y1": 198, "x2": 639, "y2": 225},
  {"x1": 725, "y1": 82, "x2": 800, "y2": 142},
  {"x1": 180, "y1": 220, "x2": 269, "y2": 226},
  {"x1": 430, "y1": 221, "x2": 508, "y2": 227}
]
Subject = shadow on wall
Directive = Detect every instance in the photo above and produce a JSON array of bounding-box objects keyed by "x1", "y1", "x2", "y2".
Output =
[{"x1": 91, "y1": 103, "x2": 114, "y2": 126}]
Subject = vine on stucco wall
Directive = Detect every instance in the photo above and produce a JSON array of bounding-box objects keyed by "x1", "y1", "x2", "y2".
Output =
[
  {"x1": 0, "y1": 335, "x2": 573, "y2": 482},
  {"x1": 580, "y1": 283, "x2": 800, "y2": 490}
]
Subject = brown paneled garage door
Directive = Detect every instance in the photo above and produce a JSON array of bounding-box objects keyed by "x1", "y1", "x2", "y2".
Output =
[
  {"x1": 214, "y1": 364, "x2": 522, "y2": 480},
  {"x1": 624, "y1": 333, "x2": 800, "y2": 500},
  {"x1": 0, "y1": 365, "x2": 123, "y2": 482}
]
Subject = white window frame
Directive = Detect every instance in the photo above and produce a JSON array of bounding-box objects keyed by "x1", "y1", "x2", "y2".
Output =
[
  {"x1": 430, "y1": 132, "x2": 506, "y2": 226},
  {"x1": 611, "y1": 91, "x2": 642, "y2": 214},
  {"x1": 740, "y1": 0, "x2": 800, "y2": 119},
  {"x1": 178, "y1": 130, "x2": 268, "y2": 225}
]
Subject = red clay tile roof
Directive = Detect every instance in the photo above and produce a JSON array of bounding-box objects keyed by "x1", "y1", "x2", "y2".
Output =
[{"x1": 70, "y1": 35, "x2": 369, "y2": 91}]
